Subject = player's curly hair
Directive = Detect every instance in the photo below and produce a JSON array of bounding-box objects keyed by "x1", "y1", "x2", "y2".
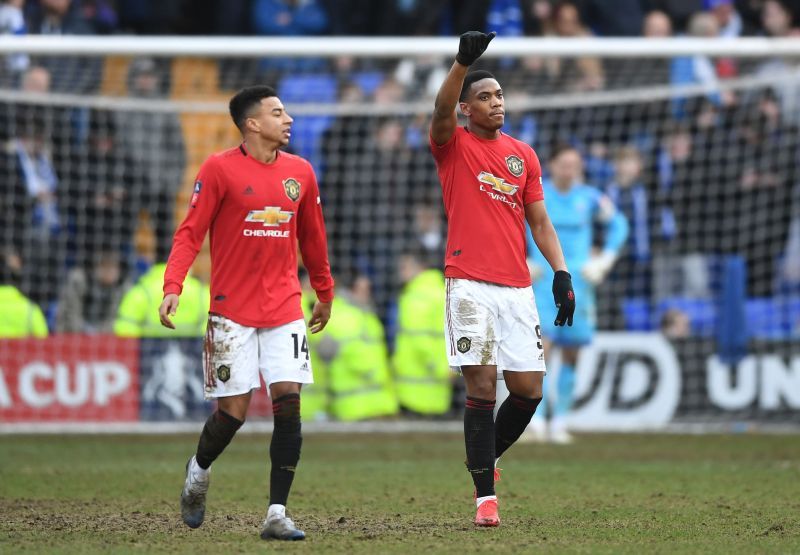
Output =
[{"x1": 229, "y1": 85, "x2": 278, "y2": 132}]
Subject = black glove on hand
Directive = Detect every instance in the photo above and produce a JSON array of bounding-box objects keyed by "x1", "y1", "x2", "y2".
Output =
[
  {"x1": 552, "y1": 270, "x2": 575, "y2": 327},
  {"x1": 456, "y1": 31, "x2": 496, "y2": 66}
]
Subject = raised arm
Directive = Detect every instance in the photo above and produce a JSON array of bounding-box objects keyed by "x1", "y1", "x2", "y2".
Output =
[{"x1": 430, "y1": 31, "x2": 495, "y2": 146}]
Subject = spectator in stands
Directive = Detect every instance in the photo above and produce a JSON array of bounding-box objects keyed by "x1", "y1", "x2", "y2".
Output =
[
  {"x1": 324, "y1": 107, "x2": 431, "y2": 319},
  {"x1": 660, "y1": 308, "x2": 691, "y2": 339},
  {"x1": 0, "y1": 0, "x2": 29, "y2": 84},
  {"x1": 0, "y1": 245, "x2": 47, "y2": 337},
  {"x1": 392, "y1": 248, "x2": 451, "y2": 417},
  {"x1": 664, "y1": 98, "x2": 728, "y2": 300},
  {"x1": 651, "y1": 121, "x2": 710, "y2": 300},
  {"x1": 605, "y1": 146, "x2": 652, "y2": 302},
  {"x1": 670, "y1": 11, "x2": 734, "y2": 118},
  {"x1": 251, "y1": 0, "x2": 330, "y2": 77},
  {"x1": 779, "y1": 184, "x2": 800, "y2": 292},
  {"x1": 371, "y1": 0, "x2": 445, "y2": 35},
  {"x1": 546, "y1": 1, "x2": 605, "y2": 91},
  {"x1": 314, "y1": 268, "x2": 398, "y2": 421},
  {"x1": 487, "y1": 0, "x2": 524, "y2": 38},
  {"x1": 55, "y1": 249, "x2": 129, "y2": 333},
  {"x1": 520, "y1": 0, "x2": 554, "y2": 35},
  {"x1": 116, "y1": 0, "x2": 182, "y2": 34},
  {"x1": 251, "y1": 0, "x2": 329, "y2": 35},
  {"x1": 648, "y1": 0, "x2": 703, "y2": 32},
  {"x1": 604, "y1": 9, "x2": 673, "y2": 89},
  {"x1": 405, "y1": 203, "x2": 445, "y2": 269},
  {"x1": 79, "y1": 0, "x2": 118, "y2": 34},
  {"x1": 115, "y1": 57, "x2": 186, "y2": 263},
  {"x1": 755, "y1": 0, "x2": 800, "y2": 125},
  {"x1": 62, "y1": 109, "x2": 140, "y2": 268},
  {"x1": 322, "y1": 0, "x2": 378, "y2": 34},
  {"x1": 25, "y1": 0, "x2": 93, "y2": 34},
  {"x1": 0, "y1": 101, "x2": 66, "y2": 308},
  {"x1": 394, "y1": 56, "x2": 448, "y2": 99},
  {"x1": 703, "y1": 0, "x2": 742, "y2": 79},
  {"x1": 731, "y1": 90, "x2": 797, "y2": 296},
  {"x1": 706, "y1": 0, "x2": 744, "y2": 37},
  {"x1": 25, "y1": 0, "x2": 102, "y2": 93},
  {"x1": 114, "y1": 259, "x2": 208, "y2": 337},
  {"x1": 761, "y1": 0, "x2": 799, "y2": 36},
  {"x1": 643, "y1": 10, "x2": 673, "y2": 37},
  {"x1": 583, "y1": 137, "x2": 615, "y2": 185},
  {"x1": 580, "y1": 0, "x2": 645, "y2": 36}
]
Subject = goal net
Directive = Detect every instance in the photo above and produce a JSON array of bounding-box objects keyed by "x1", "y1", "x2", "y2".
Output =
[{"x1": 0, "y1": 36, "x2": 797, "y2": 431}]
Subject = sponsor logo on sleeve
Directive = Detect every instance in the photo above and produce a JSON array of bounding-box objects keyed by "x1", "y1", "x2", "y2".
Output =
[{"x1": 190, "y1": 180, "x2": 202, "y2": 207}]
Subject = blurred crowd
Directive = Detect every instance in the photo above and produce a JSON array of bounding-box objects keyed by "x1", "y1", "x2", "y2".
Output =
[
  {"x1": 1, "y1": 0, "x2": 799, "y2": 37},
  {"x1": 1, "y1": 0, "x2": 800, "y2": 419}
]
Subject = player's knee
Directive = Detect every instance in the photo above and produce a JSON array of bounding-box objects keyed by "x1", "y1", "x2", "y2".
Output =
[{"x1": 466, "y1": 380, "x2": 496, "y2": 400}]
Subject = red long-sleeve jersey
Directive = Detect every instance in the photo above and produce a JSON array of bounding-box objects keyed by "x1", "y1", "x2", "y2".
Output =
[{"x1": 164, "y1": 145, "x2": 334, "y2": 328}]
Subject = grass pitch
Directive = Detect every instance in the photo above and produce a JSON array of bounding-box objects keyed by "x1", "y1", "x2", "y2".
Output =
[{"x1": 1, "y1": 431, "x2": 798, "y2": 554}]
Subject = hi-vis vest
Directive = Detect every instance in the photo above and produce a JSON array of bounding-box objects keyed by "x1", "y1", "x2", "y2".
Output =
[
  {"x1": 0, "y1": 285, "x2": 48, "y2": 338},
  {"x1": 299, "y1": 291, "x2": 328, "y2": 421},
  {"x1": 391, "y1": 269, "x2": 451, "y2": 415},
  {"x1": 114, "y1": 263, "x2": 209, "y2": 338},
  {"x1": 323, "y1": 295, "x2": 398, "y2": 421}
]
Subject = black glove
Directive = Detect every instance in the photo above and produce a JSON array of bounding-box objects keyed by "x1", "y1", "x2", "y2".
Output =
[
  {"x1": 456, "y1": 31, "x2": 496, "y2": 67},
  {"x1": 552, "y1": 270, "x2": 575, "y2": 327}
]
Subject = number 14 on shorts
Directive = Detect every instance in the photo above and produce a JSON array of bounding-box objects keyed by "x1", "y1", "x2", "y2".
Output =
[{"x1": 291, "y1": 333, "x2": 309, "y2": 360}]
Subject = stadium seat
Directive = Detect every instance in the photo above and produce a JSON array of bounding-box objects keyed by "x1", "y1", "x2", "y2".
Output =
[
  {"x1": 351, "y1": 71, "x2": 385, "y2": 97},
  {"x1": 278, "y1": 74, "x2": 337, "y2": 104},
  {"x1": 622, "y1": 297, "x2": 653, "y2": 331},
  {"x1": 287, "y1": 115, "x2": 333, "y2": 170},
  {"x1": 745, "y1": 298, "x2": 786, "y2": 340},
  {"x1": 785, "y1": 297, "x2": 800, "y2": 338}
]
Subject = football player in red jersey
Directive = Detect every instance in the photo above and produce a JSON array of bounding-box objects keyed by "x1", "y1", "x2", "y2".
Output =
[
  {"x1": 159, "y1": 86, "x2": 334, "y2": 541},
  {"x1": 429, "y1": 32, "x2": 576, "y2": 527}
]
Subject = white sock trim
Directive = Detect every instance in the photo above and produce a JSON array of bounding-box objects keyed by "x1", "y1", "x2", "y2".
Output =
[
  {"x1": 476, "y1": 495, "x2": 497, "y2": 508},
  {"x1": 268, "y1": 504, "x2": 286, "y2": 519},
  {"x1": 189, "y1": 455, "x2": 209, "y2": 478}
]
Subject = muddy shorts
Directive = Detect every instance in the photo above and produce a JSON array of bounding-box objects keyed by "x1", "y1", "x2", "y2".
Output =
[
  {"x1": 445, "y1": 278, "x2": 545, "y2": 374},
  {"x1": 202, "y1": 314, "x2": 313, "y2": 400}
]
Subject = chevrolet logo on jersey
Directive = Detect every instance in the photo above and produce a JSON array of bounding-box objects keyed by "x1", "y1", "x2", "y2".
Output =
[
  {"x1": 477, "y1": 171, "x2": 518, "y2": 195},
  {"x1": 245, "y1": 206, "x2": 294, "y2": 227}
]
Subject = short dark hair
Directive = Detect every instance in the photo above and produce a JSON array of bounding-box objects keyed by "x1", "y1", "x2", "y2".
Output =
[
  {"x1": 459, "y1": 70, "x2": 497, "y2": 102},
  {"x1": 229, "y1": 85, "x2": 278, "y2": 132},
  {"x1": 549, "y1": 142, "x2": 579, "y2": 161}
]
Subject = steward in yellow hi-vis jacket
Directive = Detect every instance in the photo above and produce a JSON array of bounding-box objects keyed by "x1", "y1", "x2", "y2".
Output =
[
  {"x1": 115, "y1": 263, "x2": 209, "y2": 338},
  {"x1": 392, "y1": 251, "x2": 451, "y2": 415},
  {"x1": 317, "y1": 271, "x2": 398, "y2": 421},
  {"x1": 0, "y1": 250, "x2": 48, "y2": 338},
  {"x1": 0, "y1": 285, "x2": 48, "y2": 338}
]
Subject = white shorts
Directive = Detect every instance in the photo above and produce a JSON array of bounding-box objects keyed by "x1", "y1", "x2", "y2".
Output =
[
  {"x1": 203, "y1": 314, "x2": 314, "y2": 400},
  {"x1": 445, "y1": 278, "x2": 546, "y2": 374}
]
